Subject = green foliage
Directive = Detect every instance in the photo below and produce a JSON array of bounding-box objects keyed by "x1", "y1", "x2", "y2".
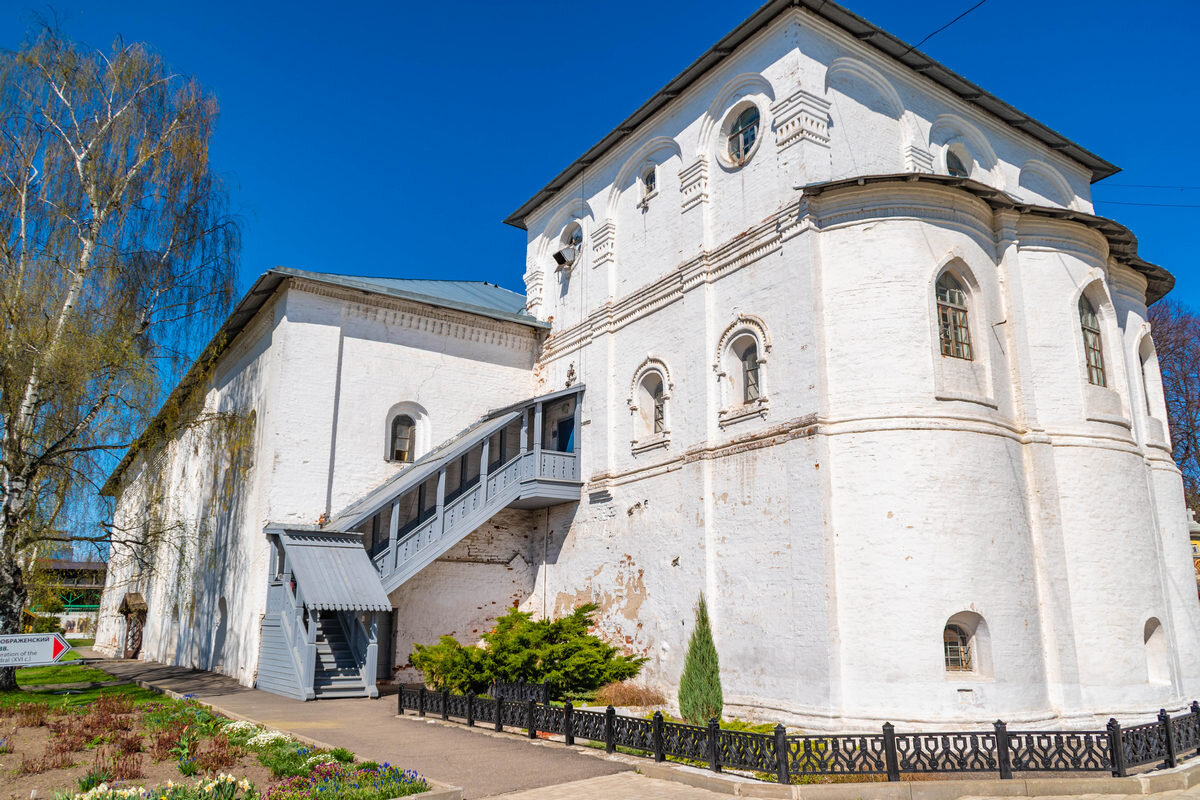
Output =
[
  {"x1": 267, "y1": 763, "x2": 426, "y2": 800},
  {"x1": 177, "y1": 757, "x2": 200, "y2": 777},
  {"x1": 410, "y1": 604, "x2": 645, "y2": 699},
  {"x1": 29, "y1": 614, "x2": 64, "y2": 633},
  {"x1": 328, "y1": 747, "x2": 355, "y2": 764},
  {"x1": 678, "y1": 594, "x2": 723, "y2": 726},
  {"x1": 17, "y1": 662, "x2": 112, "y2": 685},
  {"x1": 77, "y1": 765, "x2": 113, "y2": 791},
  {"x1": 409, "y1": 636, "x2": 489, "y2": 694}
]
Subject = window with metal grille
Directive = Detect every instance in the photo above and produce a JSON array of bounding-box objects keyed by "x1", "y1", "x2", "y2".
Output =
[
  {"x1": 727, "y1": 106, "x2": 759, "y2": 165},
  {"x1": 391, "y1": 414, "x2": 415, "y2": 462},
  {"x1": 944, "y1": 624, "x2": 973, "y2": 671},
  {"x1": 936, "y1": 273, "x2": 972, "y2": 360},
  {"x1": 1079, "y1": 295, "x2": 1106, "y2": 387},
  {"x1": 642, "y1": 167, "x2": 656, "y2": 197},
  {"x1": 742, "y1": 343, "x2": 761, "y2": 403},
  {"x1": 652, "y1": 384, "x2": 665, "y2": 434}
]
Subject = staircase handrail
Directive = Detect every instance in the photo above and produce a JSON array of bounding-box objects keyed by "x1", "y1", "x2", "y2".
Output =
[
  {"x1": 329, "y1": 409, "x2": 523, "y2": 532},
  {"x1": 273, "y1": 570, "x2": 316, "y2": 700}
]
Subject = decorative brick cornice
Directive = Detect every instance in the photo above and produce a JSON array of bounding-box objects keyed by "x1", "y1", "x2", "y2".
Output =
[
  {"x1": 290, "y1": 279, "x2": 538, "y2": 351},
  {"x1": 591, "y1": 221, "x2": 616, "y2": 267},
  {"x1": 770, "y1": 88, "x2": 830, "y2": 152},
  {"x1": 679, "y1": 157, "x2": 709, "y2": 213},
  {"x1": 904, "y1": 144, "x2": 935, "y2": 174}
]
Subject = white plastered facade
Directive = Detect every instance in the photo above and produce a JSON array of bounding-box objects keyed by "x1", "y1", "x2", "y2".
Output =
[{"x1": 98, "y1": 6, "x2": 1199, "y2": 730}]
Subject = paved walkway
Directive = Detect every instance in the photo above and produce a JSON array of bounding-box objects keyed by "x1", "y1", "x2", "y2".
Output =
[
  {"x1": 487, "y1": 772, "x2": 732, "y2": 799},
  {"x1": 96, "y1": 659, "x2": 629, "y2": 799}
]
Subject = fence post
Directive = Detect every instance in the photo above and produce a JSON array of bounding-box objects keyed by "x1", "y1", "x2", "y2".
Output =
[
  {"x1": 994, "y1": 720, "x2": 1012, "y2": 780},
  {"x1": 1107, "y1": 718, "x2": 1127, "y2": 777},
  {"x1": 605, "y1": 705, "x2": 617, "y2": 754},
  {"x1": 466, "y1": 691, "x2": 475, "y2": 728},
  {"x1": 707, "y1": 717, "x2": 722, "y2": 773},
  {"x1": 883, "y1": 722, "x2": 900, "y2": 782},
  {"x1": 652, "y1": 711, "x2": 665, "y2": 763},
  {"x1": 442, "y1": 688, "x2": 450, "y2": 721},
  {"x1": 774, "y1": 724, "x2": 789, "y2": 785},
  {"x1": 1192, "y1": 701, "x2": 1200, "y2": 755},
  {"x1": 543, "y1": 680, "x2": 551, "y2": 705},
  {"x1": 397, "y1": 687, "x2": 404, "y2": 716},
  {"x1": 1159, "y1": 709, "x2": 1178, "y2": 769},
  {"x1": 526, "y1": 698, "x2": 537, "y2": 739},
  {"x1": 564, "y1": 701, "x2": 575, "y2": 746},
  {"x1": 495, "y1": 696, "x2": 504, "y2": 732},
  {"x1": 417, "y1": 686, "x2": 426, "y2": 718}
]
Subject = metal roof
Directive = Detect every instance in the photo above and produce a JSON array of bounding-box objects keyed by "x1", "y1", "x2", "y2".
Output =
[
  {"x1": 269, "y1": 267, "x2": 543, "y2": 328},
  {"x1": 800, "y1": 173, "x2": 1174, "y2": 304},
  {"x1": 503, "y1": 0, "x2": 1119, "y2": 229},
  {"x1": 101, "y1": 267, "x2": 543, "y2": 497},
  {"x1": 269, "y1": 530, "x2": 392, "y2": 612}
]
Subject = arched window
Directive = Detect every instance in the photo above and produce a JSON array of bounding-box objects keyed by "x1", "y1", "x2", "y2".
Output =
[
  {"x1": 741, "y1": 341, "x2": 760, "y2": 403},
  {"x1": 390, "y1": 415, "x2": 415, "y2": 463},
  {"x1": 946, "y1": 149, "x2": 970, "y2": 178},
  {"x1": 1139, "y1": 336, "x2": 1161, "y2": 418},
  {"x1": 642, "y1": 166, "x2": 657, "y2": 197},
  {"x1": 727, "y1": 106, "x2": 760, "y2": 165},
  {"x1": 943, "y1": 624, "x2": 972, "y2": 671},
  {"x1": 1145, "y1": 618, "x2": 1170, "y2": 685},
  {"x1": 1079, "y1": 295, "x2": 1106, "y2": 387},
  {"x1": 936, "y1": 273, "x2": 972, "y2": 360},
  {"x1": 635, "y1": 372, "x2": 666, "y2": 440}
]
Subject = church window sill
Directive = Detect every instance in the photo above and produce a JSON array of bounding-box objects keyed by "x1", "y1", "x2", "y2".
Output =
[
  {"x1": 631, "y1": 433, "x2": 670, "y2": 455},
  {"x1": 718, "y1": 397, "x2": 769, "y2": 429}
]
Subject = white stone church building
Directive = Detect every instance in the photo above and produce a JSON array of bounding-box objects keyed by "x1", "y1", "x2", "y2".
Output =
[{"x1": 96, "y1": 0, "x2": 1200, "y2": 730}]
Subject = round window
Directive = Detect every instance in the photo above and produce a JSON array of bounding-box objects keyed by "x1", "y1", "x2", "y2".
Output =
[{"x1": 725, "y1": 104, "x2": 761, "y2": 166}]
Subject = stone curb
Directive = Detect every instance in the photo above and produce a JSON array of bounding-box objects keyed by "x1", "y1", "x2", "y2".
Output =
[
  {"x1": 392, "y1": 711, "x2": 1200, "y2": 800},
  {"x1": 127, "y1": 678, "x2": 463, "y2": 800}
]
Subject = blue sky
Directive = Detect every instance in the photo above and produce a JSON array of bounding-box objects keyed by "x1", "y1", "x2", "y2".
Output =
[{"x1": 4, "y1": 0, "x2": 1198, "y2": 307}]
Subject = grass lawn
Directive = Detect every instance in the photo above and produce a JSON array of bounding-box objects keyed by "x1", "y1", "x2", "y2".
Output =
[
  {"x1": 0, "y1": 680, "x2": 157, "y2": 708},
  {"x1": 17, "y1": 661, "x2": 115, "y2": 685},
  {"x1": 66, "y1": 637, "x2": 95, "y2": 647}
]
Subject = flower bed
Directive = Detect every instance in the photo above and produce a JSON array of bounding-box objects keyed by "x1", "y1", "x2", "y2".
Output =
[{"x1": 1, "y1": 664, "x2": 431, "y2": 799}]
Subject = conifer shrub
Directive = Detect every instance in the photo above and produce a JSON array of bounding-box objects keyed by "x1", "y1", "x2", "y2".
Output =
[
  {"x1": 410, "y1": 603, "x2": 645, "y2": 698},
  {"x1": 678, "y1": 594, "x2": 723, "y2": 725}
]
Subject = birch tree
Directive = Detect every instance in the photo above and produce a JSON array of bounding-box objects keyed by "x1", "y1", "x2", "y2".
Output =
[
  {"x1": 1149, "y1": 299, "x2": 1200, "y2": 512},
  {"x1": 0, "y1": 27, "x2": 237, "y2": 687}
]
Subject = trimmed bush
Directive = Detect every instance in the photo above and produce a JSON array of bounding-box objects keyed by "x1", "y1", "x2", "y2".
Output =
[
  {"x1": 678, "y1": 594, "x2": 723, "y2": 725},
  {"x1": 410, "y1": 603, "x2": 645, "y2": 698}
]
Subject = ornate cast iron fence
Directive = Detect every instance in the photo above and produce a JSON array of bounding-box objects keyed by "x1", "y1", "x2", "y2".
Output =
[
  {"x1": 398, "y1": 688, "x2": 1200, "y2": 783},
  {"x1": 490, "y1": 680, "x2": 552, "y2": 705}
]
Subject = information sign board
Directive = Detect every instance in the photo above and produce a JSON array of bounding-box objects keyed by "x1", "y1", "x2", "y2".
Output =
[{"x1": 0, "y1": 633, "x2": 71, "y2": 667}]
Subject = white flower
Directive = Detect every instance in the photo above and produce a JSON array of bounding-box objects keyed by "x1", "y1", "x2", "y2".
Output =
[{"x1": 247, "y1": 729, "x2": 291, "y2": 746}]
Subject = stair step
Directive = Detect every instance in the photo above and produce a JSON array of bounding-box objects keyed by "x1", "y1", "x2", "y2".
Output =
[{"x1": 313, "y1": 687, "x2": 367, "y2": 698}]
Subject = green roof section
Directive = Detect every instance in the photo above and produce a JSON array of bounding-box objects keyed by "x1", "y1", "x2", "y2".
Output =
[{"x1": 272, "y1": 267, "x2": 543, "y2": 328}]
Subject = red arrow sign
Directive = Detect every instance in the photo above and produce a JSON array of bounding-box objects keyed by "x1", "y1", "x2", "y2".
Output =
[{"x1": 0, "y1": 633, "x2": 72, "y2": 667}]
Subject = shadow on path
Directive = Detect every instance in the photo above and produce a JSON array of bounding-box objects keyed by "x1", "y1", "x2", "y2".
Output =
[{"x1": 96, "y1": 658, "x2": 630, "y2": 799}]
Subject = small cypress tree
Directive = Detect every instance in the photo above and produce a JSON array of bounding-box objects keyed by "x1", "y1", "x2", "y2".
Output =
[{"x1": 678, "y1": 593, "x2": 723, "y2": 725}]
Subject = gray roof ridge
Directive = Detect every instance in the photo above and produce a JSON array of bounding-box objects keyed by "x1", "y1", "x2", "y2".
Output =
[{"x1": 502, "y1": 0, "x2": 1119, "y2": 229}]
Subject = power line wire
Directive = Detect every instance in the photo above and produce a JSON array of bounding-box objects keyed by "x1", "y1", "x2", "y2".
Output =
[
  {"x1": 899, "y1": 1, "x2": 989, "y2": 58},
  {"x1": 1094, "y1": 200, "x2": 1200, "y2": 209},
  {"x1": 1100, "y1": 183, "x2": 1200, "y2": 191}
]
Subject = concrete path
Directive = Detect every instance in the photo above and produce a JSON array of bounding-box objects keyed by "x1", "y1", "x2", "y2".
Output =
[
  {"x1": 486, "y1": 772, "x2": 732, "y2": 799},
  {"x1": 96, "y1": 659, "x2": 629, "y2": 799}
]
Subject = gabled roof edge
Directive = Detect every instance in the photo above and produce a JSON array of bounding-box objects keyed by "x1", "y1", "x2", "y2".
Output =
[{"x1": 503, "y1": 0, "x2": 1119, "y2": 230}]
